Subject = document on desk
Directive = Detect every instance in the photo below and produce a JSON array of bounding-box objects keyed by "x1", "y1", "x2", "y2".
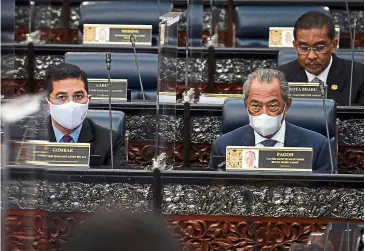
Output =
[
  {"x1": 226, "y1": 146, "x2": 313, "y2": 171},
  {"x1": 13, "y1": 140, "x2": 90, "y2": 167}
]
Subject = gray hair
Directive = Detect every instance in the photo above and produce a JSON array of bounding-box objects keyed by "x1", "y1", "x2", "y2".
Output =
[{"x1": 243, "y1": 69, "x2": 290, "y2": 101}]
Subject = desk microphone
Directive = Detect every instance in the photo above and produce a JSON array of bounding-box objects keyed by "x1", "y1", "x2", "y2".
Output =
[
  {"x1": 106, "y1": 52, "x2": 114, "y2": 169},
  {"x1": 130, "y1": 35, "x2": 146, "y2": 101},
  {"x1": 348, "y1": 18, "x2": 357, "y2": 106},
  {"x1": 320, "y1": 83, "x2": 335, "y2": 174},
  {"x1": 29, "y1": 0, "x2": 35, "y2": 33}
]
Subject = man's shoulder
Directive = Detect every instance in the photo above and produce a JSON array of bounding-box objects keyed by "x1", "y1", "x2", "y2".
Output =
[
  {"x1": 287, "y1": 122, "x2": 326, "y2": 144},
  {"x1": 86, "y1": 118, "x2": 122, "y2": 140},
  {"x1": 334, "y1": 56, "x2": 364, "y2": 73},
  {"x1": 277, "y1": 60, "x2": 300, "y2": 73},
  {"x1": 214, "y1": 125, "x2": 252, "y2": 145}
]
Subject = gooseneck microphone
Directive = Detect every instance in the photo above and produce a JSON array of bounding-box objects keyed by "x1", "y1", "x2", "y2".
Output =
[
  {"x1": 106, "y1": 52, "x2": 114, "y2": 169},
  {"x1": 130, "y1": 35, "x2": 146, "y2": 101},
  {"x1": 348, "y1": 18, "x2": 357, "y2": 106},
  {"x1": 320, "y1": 82, "x2": 335, "y2": 174}
]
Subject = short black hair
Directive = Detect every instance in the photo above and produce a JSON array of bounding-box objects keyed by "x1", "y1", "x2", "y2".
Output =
[
  {"x1": 66, "y1": 211, "x2": 180, "y2": 251},
  {"x1": 45, "y1": 63, "x2": 88, "y2": 96},
  {"x1": 294, "y1": 11, "x2": 335, "y2": 40}
]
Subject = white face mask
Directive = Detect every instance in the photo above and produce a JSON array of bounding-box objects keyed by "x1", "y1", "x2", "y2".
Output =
[
  {"x1": 249, "y1": 107, "x2": 285, "y2": 137},
  {"x1": 47, "y1": 99, "x2": 88, "y2": 130}
]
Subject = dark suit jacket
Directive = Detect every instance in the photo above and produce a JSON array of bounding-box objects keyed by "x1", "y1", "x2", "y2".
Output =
[
  {"x1": 277, "y1": 54, "x2": 364, "y2": 106},
  {"x1": 47, "y1": 117, "x2": 127, "y2": 168},
  {"x1": 209, "y1": 122, "x2": 333, "y2": 173}
]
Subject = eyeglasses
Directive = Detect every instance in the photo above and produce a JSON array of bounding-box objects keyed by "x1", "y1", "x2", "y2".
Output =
[
  {"x1": 48, "y1": 94, "x2": 90, "y2": 105},
  {"x1": 296, "y1": 42, "x2": 331, "y2": 55}
]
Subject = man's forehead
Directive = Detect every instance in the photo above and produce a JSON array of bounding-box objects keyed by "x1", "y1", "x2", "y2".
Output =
[{"x1": 52, "y1": 79, "x2": 84, "y2": 89}]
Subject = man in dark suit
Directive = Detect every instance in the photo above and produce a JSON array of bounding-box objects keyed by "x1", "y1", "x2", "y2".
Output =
[
  {"x1": 277, "y1": 11, "x2": 363, "y2": 106},
  {"x1": 210, "y1": 69, "x2": 333, "y2": 173},
  {"x1": 45, "y1": 63, "x2": 126, "y2": 167}
]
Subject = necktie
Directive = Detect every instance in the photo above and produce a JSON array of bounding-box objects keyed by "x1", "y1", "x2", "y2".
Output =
[
  {"x1": 311, "y1": 77, "x2": 324, "y2": 85},
  {"x1": 261, "y1": 139, "x2": 277, "y2": 147},
  {"x1": 62, "y1": 135, "x2": 73, "y2": 143}
]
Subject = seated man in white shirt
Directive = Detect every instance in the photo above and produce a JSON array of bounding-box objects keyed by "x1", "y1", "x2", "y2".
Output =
[{"x1": 209, "y1": 68, "x2": 332, "y2": 173}]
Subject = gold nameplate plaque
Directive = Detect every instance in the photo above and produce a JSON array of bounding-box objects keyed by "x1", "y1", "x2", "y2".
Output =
[
  {"x1": 226, "y1": 146, "x2": 313, "y2": 171},
  {"x1": 88, "y1": 78, "x2": 128, "y2": 102},
  {"x1": 83, "y1": 24, "x2": 153, "y2": 45},
  {"x1": 269, "y1": 27, "x2": 340, "y2": 48},
  {"x1": 289, "y1": 82, "x2": 321, "y2": 99},
  {"x1": 14, "y1": 141, "x2": 90, "y2": 166}
]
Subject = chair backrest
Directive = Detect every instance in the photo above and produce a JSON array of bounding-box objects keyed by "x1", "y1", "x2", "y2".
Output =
[
  {"x1": 87, "y1": 109, "x2": 126, "y2": 138},
  {"x1": 278, "y1": 49, "x2": 364, "y2": 66},
  {"x1": 1, "y1": 0, "x2": 15, "y2": 42},
  {"x1": 64, "y1": 52, "x2": 158, "y2": 100},
  {"x1": 234, "y1": 6, "x2": 330, "y2": 47},
  {"x1": 79, "y1": 1, "x2": 173, "y2": 44},
  {"x1": 222, "y1": 98, "x2": 336, "y2": 142}
]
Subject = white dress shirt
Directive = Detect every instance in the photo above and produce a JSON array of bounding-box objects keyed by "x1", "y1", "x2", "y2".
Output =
[
  {"x1": 254, "y1": 120, "x2": 286, "y2": 147},
  {"x1": 305, "y1": 56, "x2": 333, "y2": 85}
]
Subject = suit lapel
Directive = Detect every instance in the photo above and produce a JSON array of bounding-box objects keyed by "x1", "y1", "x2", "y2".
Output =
[
  {"x1": 242, "y1": 126, "x2": 256, "y2": 146},
  {"x1": 326, "y1": 54, "x2": 345, "y2": 102},
  {"x1": 284, "y1": 122, "x2": 300, "y2": 147},
  {"x1": 78, "y1": 118, "x2": 95, "y2": 154},
  {"x1": 47, "y1": 117, "x2": 57, "y2": 142},
  {"x1": 290, "y1": 61, "x2": 308, "y2": 82}
]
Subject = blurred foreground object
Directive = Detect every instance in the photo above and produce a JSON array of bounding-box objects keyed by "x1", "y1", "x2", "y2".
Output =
[{"x1": 67, "y1": 211, "x2": 180, "y2": 251}]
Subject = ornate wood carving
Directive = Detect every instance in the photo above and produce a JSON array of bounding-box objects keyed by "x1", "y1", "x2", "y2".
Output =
[
  {"x1": 214, "y1": 84, "x2": 243, "y2": 94},
  {"x1": 6, "y1": 211, "x2": 362, "y2": 251},
  {"x1": 166, "y1": 216, "x2": 359, "y2": 251},
  {"x1": 15, "y1": 28, "x2": 78, "y2": 43},
  {"x1": 6, "y1": 210, "x2": 48, "y2": 251},
  {"x1": 128, "y1": 142, "x2": 211, "y2": 168},
  {"x1": 1, "y1": 80, "x2": 28, "y2": 98},
  {"x1": 338, "y1": 146, "x2": 364, "y2": 174}
]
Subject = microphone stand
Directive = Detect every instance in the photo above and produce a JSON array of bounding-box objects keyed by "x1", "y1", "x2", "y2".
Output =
[
  {"x1": 320, "y1": 83, "x2": 335, "y2": 174},
  {"x1": 106, "y1": 53, "x2": 114, "y2": 169},
  {"x1": 130, "y1": 35, "x2": 146, "y2": 101},
  {"x1": 349, "y1": 18, "x2": 357, "y2": 106}
]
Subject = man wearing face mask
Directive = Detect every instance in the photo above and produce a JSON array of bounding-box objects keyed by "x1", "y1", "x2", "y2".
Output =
[
  {"x1": 45, "y1": 63, "x2": 126, "y2": 168},
  {"x1": 209, "y1": 69, "x2": 332, "y2": 173},
  {"x1": 278, "y1": 11, "x2": 364, "y2": 106}
]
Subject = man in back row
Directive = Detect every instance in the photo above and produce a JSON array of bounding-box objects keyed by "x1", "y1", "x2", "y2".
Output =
[
  {"x1": 210, "y1": 69, "x2": 333, "y2": 173},
  {"x1": 45, "y1": 63, "x2": 126, "y2": 167},
  {"x1": 278, "y1": 11, "x2": 363, "y2": 106}
]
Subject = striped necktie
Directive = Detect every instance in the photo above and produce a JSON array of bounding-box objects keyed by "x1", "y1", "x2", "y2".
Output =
[
  {"x1": 62, "y1": 135, "x2": 73, "y2": 143},
  {"x1": 261, "y1": 139, "x2": 277, "y2": 147},
  {"x1": 311, "y1": 77, "x2": 324, "y2": 85}
]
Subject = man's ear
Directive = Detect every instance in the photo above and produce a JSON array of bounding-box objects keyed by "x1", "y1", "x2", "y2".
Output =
[
  {"x1": 285, "y1": 97, "x2": 292, "y2": 115},
  {"x1": 331, "y1": 38, "x2": 339, "y2": 53}
]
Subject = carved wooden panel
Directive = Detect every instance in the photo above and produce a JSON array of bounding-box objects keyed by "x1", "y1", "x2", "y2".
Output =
[
  {"x1": 1, "y1": 80, "x2": 28, "y2": 98},
  {"x1": 338, "y1": 146, "x2": 364, "y2": 174},
  {"x1": 166, "y1": 216, "x2": 348, "y2": 251},
  {"x1": 15, "y1": 28, "x2": 78, "y2": 43},
  {"x1": 6, "y1": 210, "x2": 48, "y2": 251}
]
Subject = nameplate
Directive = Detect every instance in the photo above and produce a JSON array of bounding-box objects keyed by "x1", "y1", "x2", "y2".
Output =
[
  {"x1": 88, "y1": 78, "x2": 127, "y2": 102},
  {"x1": 226, "y1": 146, "x2": 313, "y2": 171},
  {"x1": 289, "y1": 82, "x2": 322, "y2": 99},
  {"x1": 14, "y1": 141, "x2": 90, "y2": 166},
  {"x1": 269, "y1": 27, "x2": 340, "y2": 48},
  {"x1": 83, "y1": 24, "x2": 152, "y2": 45},
  {"x1": 159, "y1": 12, "x2": 181, "y2": 26}
]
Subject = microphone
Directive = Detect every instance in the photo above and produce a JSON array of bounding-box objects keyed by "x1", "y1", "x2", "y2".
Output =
[
  {"x1": 319, "y1": 82, "x2": 335, "y2": 174},
  {"x1": 130, "y1": 35, "x2": 146, "y2": 101},
  {"x1": 348, "y1": 17, "x2": 357, "y2": 106},
  {"x1": 29, "y1": 0, "x2": 35, "y2": 33},
  {"x1": 106, "y1": 52, "x2": 114, "y2": 168}
]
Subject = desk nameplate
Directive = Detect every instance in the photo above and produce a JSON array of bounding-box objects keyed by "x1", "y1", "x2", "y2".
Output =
[
  {"x1": 289, "y1": 82, "x2": 322, "y2": 99},
  {"x1": 88, "y1": 78, "x2": 127, "y2": 102},
  {"x1": 269, "y1": 27, "x2": 340, "y2": 48},
  {"x1": 226, "y1": 146, "x2": 313, "y2": 171},
  {"x1": 83, "y1": 24, "x2": 152, "y2": 45},
  {"x1": 14, "y1": 141, "x2": 90, "y2": 167}
]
